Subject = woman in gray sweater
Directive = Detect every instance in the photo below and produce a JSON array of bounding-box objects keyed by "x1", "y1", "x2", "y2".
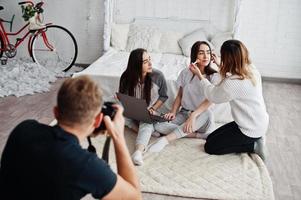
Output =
[
  {"x1": 119, "y1": 48, "x2": 168, "y2": 165},
  {"x1": 190, "y1": 39, "x2": 269, "y2": 161}
]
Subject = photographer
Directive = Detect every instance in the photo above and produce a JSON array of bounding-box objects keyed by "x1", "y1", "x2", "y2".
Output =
[{"x1": 0, "y1": 75, "x2": 142, "y2": 200}]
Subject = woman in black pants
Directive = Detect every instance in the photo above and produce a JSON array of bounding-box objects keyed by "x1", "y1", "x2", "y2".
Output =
[{"x1": 189, "y1": 39, "x2": 269, "y2": 161}]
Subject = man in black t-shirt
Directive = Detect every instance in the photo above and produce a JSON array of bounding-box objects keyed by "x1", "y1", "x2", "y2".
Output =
[{"x1": 0, "y1": 75, "x2": 141, "y2": 200}]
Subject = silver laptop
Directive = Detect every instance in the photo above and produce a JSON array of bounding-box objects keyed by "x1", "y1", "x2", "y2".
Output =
[{"x1": 116, "y1": 93, "x2": 168, "y2": 124}]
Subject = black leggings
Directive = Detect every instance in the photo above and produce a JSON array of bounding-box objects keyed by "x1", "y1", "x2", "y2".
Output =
[{"x1": 204, "y1": 121, "x2": 259, "y2": 155}]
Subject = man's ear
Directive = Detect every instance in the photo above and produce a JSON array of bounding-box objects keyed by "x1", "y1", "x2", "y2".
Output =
[
  {"x1": 94, "y1": 112, "x2": 103, "y2": 128},
  {"x1": 53, "y1": 106, "x2": 59, "y2": 120}
]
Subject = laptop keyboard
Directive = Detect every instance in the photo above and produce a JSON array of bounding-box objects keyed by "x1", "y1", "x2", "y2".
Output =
[{"x1": 150, "y1": 113, "x2": 168, "y2": 122}]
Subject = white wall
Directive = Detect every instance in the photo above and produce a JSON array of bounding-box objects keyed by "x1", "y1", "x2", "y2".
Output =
[
  {"x1": 237, "y1": 0, "x2": 301, "y2": 79},
  {"x1": 2, "y1": 0, "x2": 301, "y2": 79},
  {"x1": 1, "y1": 0, "x2": 104, "y2": 64},
  {"x1": 113, "y1": 0, "x2": 235, "y2": 33}
]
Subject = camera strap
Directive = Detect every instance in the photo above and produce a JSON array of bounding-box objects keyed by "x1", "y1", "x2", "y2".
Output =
[
  {"x1": 101, "y1": 136, "x2": 111, "y2": 163},
  {"x1": 87, "y1": 136, "x2": 111, "y2": 163},
  {"x1": 87, "y1": 136, "x2": 96, "y2": 153}
]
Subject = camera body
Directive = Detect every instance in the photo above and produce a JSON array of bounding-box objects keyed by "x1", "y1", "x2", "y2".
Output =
[
  {"x1": 88, "y1": 102, "x2": 116, "y2": 160},
  {"x1": 94, "y1": 101, "x2": 116, "y2": 132}
]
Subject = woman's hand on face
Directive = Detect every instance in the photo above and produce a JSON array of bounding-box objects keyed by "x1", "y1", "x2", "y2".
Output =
[
  {"x1": 189, "y1": 62, "x2": 203, "y2": 79},
  {"x1": 211, "y1": 52, "x2": 220, "y2": 67},
  {"x1": 183, "y1": 114, "x2": 196, "y2": 133},
  {"x1": 164, "y1": 112, "x2": 176, "y2": 121}
]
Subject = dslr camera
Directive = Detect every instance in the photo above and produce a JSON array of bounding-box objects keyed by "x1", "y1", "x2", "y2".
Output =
[
  {"x1": 94, "y1": 101, "x2": 117, "y2": 132},
  {"x1": 88, "y1": 102, "x2": 116, "y2": 159}
]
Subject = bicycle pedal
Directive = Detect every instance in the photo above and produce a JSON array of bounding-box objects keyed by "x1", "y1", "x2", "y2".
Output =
[
  {"x1": 1, "y1": 59, "x2": 7, "y2": 65},
  {"x1": 0, "y1": 56, "x2": 8, "y2": 65}
]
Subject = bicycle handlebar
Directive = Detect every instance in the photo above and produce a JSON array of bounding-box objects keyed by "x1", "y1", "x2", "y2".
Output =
[
  {"x1": 18, "y1": 1, "x2": 44, "y2": 8},
  {"x1": 18, "y1": 1, "x2": 34, "y2": 6},
  {"x1": 18, "y1": 1, "x2": 44, "y2": 13}
]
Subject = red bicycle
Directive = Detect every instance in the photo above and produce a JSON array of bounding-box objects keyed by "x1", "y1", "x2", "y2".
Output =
[{"x1": 0, "y1": 1, "x2": 78, "y2": 72}]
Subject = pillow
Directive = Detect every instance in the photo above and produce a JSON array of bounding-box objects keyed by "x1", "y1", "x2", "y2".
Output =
[
  {"x1": 205, "y1": 24, "x2": 220, "y2": 41},
  {"x1": 159, "y1": 31, "x2": 185, "y2": 54},
  {"x1": 126, "y1": 24, "x2": 162, "y2": 52},
  {"x1": 178, "y1": 28, "x2": 208, "y2": 57},
  {"x1": 110, "y1": 23, "x2": 130, "y2": 50},
  {"x1": 211, "y1": 32, "x2": 233, "y2": 56}
]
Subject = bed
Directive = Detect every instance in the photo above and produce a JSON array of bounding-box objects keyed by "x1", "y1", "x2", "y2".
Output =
[{"x1": 73, "y1": 0, "x2": 239, "y2": 123}]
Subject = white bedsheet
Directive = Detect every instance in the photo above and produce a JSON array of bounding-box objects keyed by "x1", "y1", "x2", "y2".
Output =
[
  {"x1": 75, "y1": 48, "x2": 189, "y2": 79},
  {"x1": 74, "y1": 48, "x2": 232, "y2": 123}
]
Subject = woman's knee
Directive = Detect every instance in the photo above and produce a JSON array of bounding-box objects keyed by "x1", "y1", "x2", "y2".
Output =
[
  {"x1": 154, "y1": 122, "x2": 177, "y2": 134},
  {"x1": 204, "y1": 141, "x2": 217, "y2": 154},
  {"x1": 139, "y1": 122, "x2": 154, "y2": 132}
]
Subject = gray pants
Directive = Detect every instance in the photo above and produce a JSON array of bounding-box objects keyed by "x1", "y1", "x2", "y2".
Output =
[
  {"x1": 125, "y1": 118, "x2": 155, "y2": 148},
  {"x1": 154, "y1": 108, "x2": 215, "y2": 139}
]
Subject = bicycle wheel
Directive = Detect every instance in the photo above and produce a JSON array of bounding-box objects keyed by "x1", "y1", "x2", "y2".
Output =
[
  {"x1": 0, "y1": 35, "x2": 4, "y2": 58},
  {"x1": 31, "y1": 25, "x2": 78, "y2": 72}
]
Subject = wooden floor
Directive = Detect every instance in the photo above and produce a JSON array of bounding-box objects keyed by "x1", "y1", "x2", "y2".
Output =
[{"x1": 1, "y1": 78, "x2": 301, "y2": 200}]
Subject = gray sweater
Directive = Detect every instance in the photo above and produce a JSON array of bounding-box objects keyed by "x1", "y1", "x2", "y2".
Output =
[{"x1": 133, "y1": 69, "x2": 168, "y2": 107}]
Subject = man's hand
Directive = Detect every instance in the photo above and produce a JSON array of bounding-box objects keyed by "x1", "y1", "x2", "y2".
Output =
[{"x1": 103, "y1": 104, "x2": 125, "y2": 141}]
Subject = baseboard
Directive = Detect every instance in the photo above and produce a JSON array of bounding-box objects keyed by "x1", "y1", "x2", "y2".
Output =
[
  {"x1": 262, "y1": 76, "x2": 301, "y2": 84},
  {"x1": 74, "y1": 63, "x2": 90, "y2": 69}
]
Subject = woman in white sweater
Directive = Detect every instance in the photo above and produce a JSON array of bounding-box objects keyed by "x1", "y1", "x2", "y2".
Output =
[{"x1": 189, "y1": 39, "x2": 269, "y2": 161}]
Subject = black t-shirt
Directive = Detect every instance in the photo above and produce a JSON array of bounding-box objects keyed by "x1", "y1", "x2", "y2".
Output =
[{"x1": 0, "y1": 120, "x2": 117, "y2": 200}]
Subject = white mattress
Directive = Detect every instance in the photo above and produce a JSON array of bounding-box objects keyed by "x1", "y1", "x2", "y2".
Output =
[
  {"x1": 75, "y1": 48, "x2": 189, "y2": 80},
  {"x1": 74, "y1": 48, "x2": 233, "y2": 123}
]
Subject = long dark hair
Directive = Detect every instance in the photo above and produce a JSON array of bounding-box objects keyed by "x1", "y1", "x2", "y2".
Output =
[
  {"x1": 119, "y1": 48, "x2": 152, "y2": 105},
  {"x1": 190, "y1": 41, "x2": 217, "y2": 76}
]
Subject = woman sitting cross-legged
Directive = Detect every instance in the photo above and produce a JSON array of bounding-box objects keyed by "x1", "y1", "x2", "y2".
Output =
[
  {"x1": 189, "y1": 39, "x2": 269, "y2": 161},
  {"x1": 148, "y1": 41, "x2": 219, "y2": 153},
  {"x1": 118, "y1": 48, "x2": 168, "y2": 165}
]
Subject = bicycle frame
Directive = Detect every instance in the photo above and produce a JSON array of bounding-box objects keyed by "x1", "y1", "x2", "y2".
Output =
[
  {"x1": 0, "y1": 21, "x2": 30, "y2": 53},
  {"x1": 0, "y1": 18, "x2": 54, "y2": 58}
]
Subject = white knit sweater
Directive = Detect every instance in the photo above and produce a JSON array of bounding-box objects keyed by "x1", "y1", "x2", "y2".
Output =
[{"x1": 199, "y1": 65, "x2": 269, "y2": 138}]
